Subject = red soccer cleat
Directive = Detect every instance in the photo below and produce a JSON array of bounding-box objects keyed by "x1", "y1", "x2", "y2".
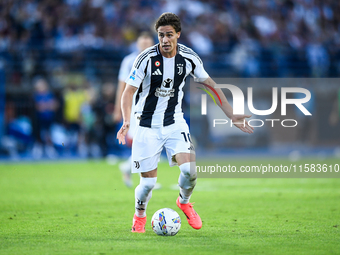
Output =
[
  {"x1": 131, "y1": 214, "x2": 146, "y2": 233},
  {"x1": 176, "y1": 197, "x2": 202, "y2": 229}
]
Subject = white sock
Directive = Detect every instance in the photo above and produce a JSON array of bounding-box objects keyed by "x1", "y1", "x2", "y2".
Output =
[
  {"x1": 178, "y1": 162, "x2": 197, "y2": 204},
  {"x1": 135, "y1": 176, "x2": 157, "y2": 218}
]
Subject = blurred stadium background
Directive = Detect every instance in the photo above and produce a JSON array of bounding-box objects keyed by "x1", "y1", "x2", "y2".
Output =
[{"x1": 1, "y1": 0, "x2": 340, "y2": 161}]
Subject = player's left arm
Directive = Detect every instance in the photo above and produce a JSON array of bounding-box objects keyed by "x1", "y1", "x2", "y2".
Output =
[
  {"x1": 189, "y1": 49, "x2": 253, "y2": 134},
  {"x1": 200, "y1": 77, "x2": 254, "y2": 134}
]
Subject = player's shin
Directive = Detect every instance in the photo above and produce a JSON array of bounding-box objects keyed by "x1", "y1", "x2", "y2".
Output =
[
  {"x1": 135, "y1": 177, "x2": 157, "y2": 218},
  {"x1": 178, "y1": 162, "x2": 197, "y2": 204}
]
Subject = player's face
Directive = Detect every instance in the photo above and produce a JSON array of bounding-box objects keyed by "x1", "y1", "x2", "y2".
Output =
[{"x1": 157, "y1": 25, "x2": 180, "y2": 57}]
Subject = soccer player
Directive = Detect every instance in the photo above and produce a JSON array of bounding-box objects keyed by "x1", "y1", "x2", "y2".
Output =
[
  {"x1": 117, "y1": 13, "x2": 253, "y2": 233},
  {"x1": 114, "y1": 32, "x2": 154, "y2": 187}
]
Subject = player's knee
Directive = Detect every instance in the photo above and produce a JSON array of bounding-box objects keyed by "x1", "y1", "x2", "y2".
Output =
[
  {"x1": 179, "y1": 162, "x2": 197, "y2": 181},
  {"x1": 140, "y1": 177, "x2": 157, "y2": 193}
]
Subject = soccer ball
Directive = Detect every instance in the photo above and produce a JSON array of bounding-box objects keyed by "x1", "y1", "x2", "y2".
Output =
[{"x1": 151, "y1": 208, "x2": 181, "y2": 236}]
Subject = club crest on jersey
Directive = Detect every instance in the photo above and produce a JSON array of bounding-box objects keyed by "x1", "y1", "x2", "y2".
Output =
[
  {"x1": 155, "y1": 61, "x2": 161, "y2": 67},
  {"x1": 155, "y1": 78, "x2": 174, "y2": 98},
  {"x1": 177, "y1": 63, "x2": 184, "y2": 75}
]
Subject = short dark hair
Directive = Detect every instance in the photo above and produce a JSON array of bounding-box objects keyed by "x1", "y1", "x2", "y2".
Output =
[{"x1": 155, "y1": 12, "x2": 181, "y2": 33}]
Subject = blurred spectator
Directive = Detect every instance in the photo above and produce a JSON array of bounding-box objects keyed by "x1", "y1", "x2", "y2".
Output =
[
  {"x1": 0, "y1": 0, "x2": 340, "y2": 81},
  {"x1": 1, "y1": 0, "x2": 340, "y2": 158},
  {"x1": 62, "y1": 81, "x2": 88, "y2": 155},
  {"x1": 80, "y1": 82, "x2": 99, "y2": 158},
  {"x1": 113, "y1": 31, "x2": 154, "y2": 187},
  {"x1": 306, "y1": 36, "x2": 330, "y2": 77},
  {"x1": 92, "y1": 82, "x2": 116, "y2": 157},
  {"x1": 31, "y1": 78, "x2": 59, "y2": 159},
  {"x1": 113, "y1": 31, "x2": 154, "y2": 123}
]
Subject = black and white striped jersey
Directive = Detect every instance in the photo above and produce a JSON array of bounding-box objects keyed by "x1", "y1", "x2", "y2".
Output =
[{"x1": 126, "y1": 43, "x2": 209, "y2": 128}]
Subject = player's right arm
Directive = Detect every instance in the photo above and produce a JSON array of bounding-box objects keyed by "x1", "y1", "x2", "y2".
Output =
[
  {"x1": 113, "y1": 80, "x2": 126, "y2": 123},
  {"x1": 116, "y1": 49, "x2": 150, "y2": 144},
  {"x1": 117, "y1": 85, "x2": 137, "y2": 145},
  {"x1": 114, "y1": 55, "x2": 134, "y2": 123}
]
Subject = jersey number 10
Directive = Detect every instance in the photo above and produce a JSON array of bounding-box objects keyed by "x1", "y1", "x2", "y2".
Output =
[{"x1": 181, "y1": 132, "x2": 192, "y2": 143}]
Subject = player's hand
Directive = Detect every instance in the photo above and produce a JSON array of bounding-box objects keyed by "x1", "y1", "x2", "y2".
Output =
[
  {"x1": 231, "y1": 115, "x2": 254, "y2": 134},
  {"x1": 117, "y1": 122, "x2": 130, "y2": 145}
]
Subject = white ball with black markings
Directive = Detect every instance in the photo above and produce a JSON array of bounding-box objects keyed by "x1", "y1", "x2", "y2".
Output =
[{"x1": 151, "y1": 208, "x2": 181, "y2": 236}]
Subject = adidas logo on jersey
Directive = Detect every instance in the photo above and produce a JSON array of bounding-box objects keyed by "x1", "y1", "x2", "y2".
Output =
[{"x1": 152, "y1": 69, "x2": 162, "y2": 75}]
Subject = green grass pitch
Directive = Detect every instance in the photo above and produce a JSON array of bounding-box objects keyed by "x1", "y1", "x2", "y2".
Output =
[{"x1": 0, "y1": 158, "x2": 339, "y2": 255}]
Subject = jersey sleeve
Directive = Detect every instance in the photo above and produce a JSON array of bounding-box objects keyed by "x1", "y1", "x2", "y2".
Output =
[
  {"x1": 190, "y1": 52, "x2": 209, "y2": 82},
  {"x1": 125, "y1": 53, "x2": 149, "y2": 88},
  {"x1": 118, "y1": 55, "x2": 133, "y2": 82}
]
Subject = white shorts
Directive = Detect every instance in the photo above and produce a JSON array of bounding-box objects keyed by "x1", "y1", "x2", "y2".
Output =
[{"x1": 131, "y1": 121, "x2": 195, "y2": 173}]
